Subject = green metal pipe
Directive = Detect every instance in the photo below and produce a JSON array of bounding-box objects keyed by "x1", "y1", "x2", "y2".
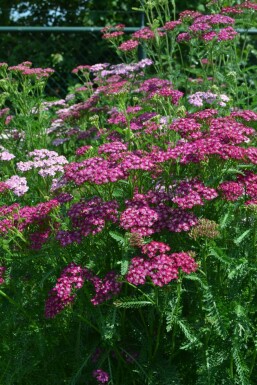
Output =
[
  {"x1": 0, "y1": 26, "x2": 140, "y2": 32},
  {"x1": 0, "y1": 26, "x2": 256, "y2": 34}
]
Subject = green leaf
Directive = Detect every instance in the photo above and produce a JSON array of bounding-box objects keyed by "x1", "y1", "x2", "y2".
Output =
[
  {"x1": 234, "y1": 229, "x2": 251, "y2": 246},
  {"x1": 177, "y1": 319, "x2": 199, "y2": 347},
  {"x1": 209, "y1": 247, "x2": 231, "y2": 265},
  {"x1": 114, "y1": 297, "x2": 154, "y2": 308},
  {"x1": 220, "y1": 212, "x2": 231, "y2": 229},
  {"x1": 120, "y1": 259, "x2": 129, "y2": 276},
  {"x1": 112, "y1": 188, "x2": 124, "y2": 198},
  {"x1": 109, "y1": 231, "x2": 125, "y2": 246},
  {"x1": 131, "y1": 7, "x2": 143, "y2": 11}
]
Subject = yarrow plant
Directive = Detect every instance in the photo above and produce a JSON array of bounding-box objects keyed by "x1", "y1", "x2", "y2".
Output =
[{"x1": 1, "y1": 1, "x2": 257, "y2": 385}]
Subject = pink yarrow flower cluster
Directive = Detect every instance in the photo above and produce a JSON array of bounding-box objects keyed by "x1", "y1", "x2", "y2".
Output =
[
  {"x1": 17, "y1": 149, "x2": 68, "y2": 177},
  {"x1": 0, "y1": 147, "x2": 15, "y2": 161},
  {"x1": 99, "y1": 59, "x2": 153, "y2": 79},
  {"x1": 120, "y1": 191, "x2": 198, "y2": 236},
  {"x1": 118, "y1": 39, "x2": 139, "y2": 52},
  {"x1": 90, "y1": 271, "x2": 122, "y2": 305},
  {"x1": 176, "y1": 13, "x2": 238, "y2": 43},
  {"x1": 5, "y1": 175, "x2": 29, "y2": 196},
  {"x1": 45, "y1": 263, "x2": 122, "y2": 318},
  {"x1": 93, "y1": 369, "x2": 110, "y2": 384},
  {"x1": 231, "y1": 110, "x2": 257, "y2": 122},
  {"x1": 0, "y1": 182, "x2": 10, "y2": 194},
  {"x1": 0, "y1": 199, "x2": 59, "y2": 236},
  {"x1": 218, "y1": 172, "x2": 257, "y2": 204},
  {"x1": 56, "y1": 197, "x2": 118, "y2": 246},
  {"x1": 0, "y1": 266, "x2": 6, "y2": 284},
  {"x1": 127, "y1": 241, "x2": 197, "y2": 286},
  {"x1": 8, "y1": 62, "x2": 54, "y2": 79},
  {"x1": 45, "y1": 263, "x2": 92, "y2": 318},
  {"x1": 171, "y1": 179, "x2": 218, "y2": 209},
  {"x1": 188, "y1": 91, "x2": 230, "y2": 107}
]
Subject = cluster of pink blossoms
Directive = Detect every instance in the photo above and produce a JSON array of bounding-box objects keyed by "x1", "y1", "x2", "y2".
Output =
[
  {"x1": 0, "y1": 199, "x2": 59, "y2": 235},
  {"x1": 218, "y1": 172, "x2": 257, "y2": 204},
  {"x1": 230, "y1": 109, "x2": 257, "y2": 122},
  {"x1": 5, "y1": 175, "x2": 29, "y2": 196},
  {"x1": 45, "y1": 263, "x2": 122, "y2": 318},
  {"x1": 176, "y1": 12, "x2": 238, "y2": 43},
  {"x1": 222, "y1": 2, "x2": 257, "y2": 14},
  {"x1": 45, "y1": 263, "x2": 92, "y2": 318},
  {"x1": 56, "y1": 197, "x2": 118, "y2": 246},
  {"x1": 0, "y1": 147, "x2": 15, "y2": 161},
  {"x1": 138, "y1": 77, "x2": 183, "y2": 104},
  {"x1": 75, "y1": 145, "x2": 92, "y2": 156},
  {"x1": 64, "y1": 156, "x2": 129, "y2": 185},
  {"x1": 101, "y1": 23, "x2": 125, "y2": 40},
  {"x1": 8, "y1": 61, "x2": 54, "y2": 79},
  {"x1": 127, "y1": 241, "x2": 197, "y2": 286},
  {"x1": 0, "y1": 182, "x2": 9, "y2": 194},
  {"x1": 0, "y1": 266, "x2": 6, "y2": 284},
  {"x1": 17, "y1": 149, "x2": 68, "y2": 177},
  {"x1": 92, "y1": 369, "x2": 110, "y2": 384},
  {"x1": 188, "y1": 91, "x2": 230, "y2": 107},
  {"x1": 120, "y1": 190, "x2": 198, "y2": 236},
  {"x1": 171, "y1": 179, "x2": 218, "y2": 209},
  {"x1": 97, "y1": 59, "x2": 152, "y2": 78},
  {"x1": 118, "y1": 39, "x2": 139, "y2": 52},
  {"x1": 90, "y1": 271, "x2": 122, "y2": 305}
]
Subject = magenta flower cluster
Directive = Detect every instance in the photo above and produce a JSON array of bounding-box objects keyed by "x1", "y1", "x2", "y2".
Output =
[
  {"x1": 45, "y1": 263, "x2": 122, "y2": 318},
  {"x1": 8, "y1": 62, "x2": 54, "y2": 79},
  {"x1": 0, "y1": 199, "x2": 59, "y2": 235},
  {"x1": 92, "y1": 369, "x2": 110, "y2": 384},
  {"x1": 56, "y1": 197, "x2": 118, "y2": 246},
  {"x1": 45, "y1": 263, "x2": 91, "y2": 318},
  {"x1": 0, "y1": 266, "x2": 6, "y2": 284},
  {"x1": 171, "y1": 179, "x2": 218, "y2": 209},
  {"x1": 127, "y1": 241, "x2": 197, "y2": 286},
  {"x1": 138, "y1": 77, "x2": 183, "y2": 104},
  {"x1": 218, "y1": 171, "x2": 257, "y2": 204},
  {"x1": 120, "y1": 191, "x2": 198, "y2": 236}
]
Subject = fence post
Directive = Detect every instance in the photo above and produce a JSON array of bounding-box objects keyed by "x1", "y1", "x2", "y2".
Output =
[{"x1": 138, "y1": 11, "x2": 146, "y2": 60}]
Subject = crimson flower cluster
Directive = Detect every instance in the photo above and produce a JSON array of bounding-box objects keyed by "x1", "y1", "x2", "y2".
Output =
[
  {"x1": 45, "y1": 263, "x2": 92, "y2": 318},
  {"x1": 171, "y1": 179, "x2": 218, "y2": 209},
  {"x1": 120, "y1": 190, "x2": 198, "y2": 236},
  {"x1": 127, "y1": 241, "x2": 197, "y2": 286},
  {"x1": 0, "y1": 199, "x2": 59, "y2": 235},
  {"x1": 45, "y1": 263, "x2": 122, "y2": 318},
  {"x1": 0, "y1": 266, "x2": 6, "y2": 284},
  {"x1": 56, "y1": 197, "x2": 118, "y2": 246},
  {"x1": 92, "y1": 369, "x2": 110, "y2": 384},
  {"x1": 138, "y1": 78, "x2": 183, "y2": 104},
  {"x1": 218, "y1": 172, "x2": 257, "y2": 204}
]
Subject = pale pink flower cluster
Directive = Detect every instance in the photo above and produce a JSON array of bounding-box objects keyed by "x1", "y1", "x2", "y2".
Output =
[
  {"x1": 0, "y1": 147, "x2": 15, "y2": 161},
  {"x1": 188, "y1": 91, "x2": 230, "y2": 107},
  {"x1": 5, "y1": 175, "x2": 29, "y2": 196},
  {"x1": 17, "y1": 149, "x2": 68, "y2": 177}
]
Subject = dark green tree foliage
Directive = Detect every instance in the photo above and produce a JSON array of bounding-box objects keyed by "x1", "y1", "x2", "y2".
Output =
[{"x1": 0, "y1": 0, "x2": 140, "y2": 96}]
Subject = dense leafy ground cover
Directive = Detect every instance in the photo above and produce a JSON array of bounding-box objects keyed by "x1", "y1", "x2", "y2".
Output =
[{"x1": 0, "y1": 1, "x2": 257, "y2": 384}]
